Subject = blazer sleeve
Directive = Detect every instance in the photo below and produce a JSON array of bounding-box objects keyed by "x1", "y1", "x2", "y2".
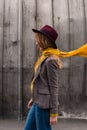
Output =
[{"x1": 46, "y1": 58, "x2": 59, "y2": 116}]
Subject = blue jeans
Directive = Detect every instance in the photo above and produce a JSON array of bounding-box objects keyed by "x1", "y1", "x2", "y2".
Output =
[{"x1": 24, "y1": 103, "x2": 52, "y2": 130}]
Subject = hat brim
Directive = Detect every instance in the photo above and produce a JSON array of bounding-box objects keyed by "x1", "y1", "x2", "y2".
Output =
[
  {"x1": 32, "y1": 29, "x2": 40, "y2": 33},
  {"x1": 32, "y1": 29, "x2": 57, "y2": 49}
]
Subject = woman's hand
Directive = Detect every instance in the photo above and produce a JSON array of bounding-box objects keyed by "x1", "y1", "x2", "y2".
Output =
[
  {"x1": 27, "y1": 99, "x2": 33, "y2": 109},
  {"x1": 50, "y1": 116, "x2": 58, "y2": 125}
]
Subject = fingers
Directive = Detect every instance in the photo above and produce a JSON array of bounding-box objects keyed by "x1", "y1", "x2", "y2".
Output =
[
  {"x1": 27, "y1": 99, "x2": 33, "y2": 109},
  {"x1": 27, "y1": 102, "x2": 32, "y2": 109},
  {"x1": 50, "y1": 116, "x2": 58, "y2": 125},
  {"x1": 27, "y1": 103, "x2": 30, "y2": 109},
  {"x1": 50, "y1": 120, "x2": 57, "y2": 125}
]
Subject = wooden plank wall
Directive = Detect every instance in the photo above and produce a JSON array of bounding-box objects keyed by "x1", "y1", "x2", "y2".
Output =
[
  {"x1": 0, "y1": 0, "x2": 19, "y2": 118},
  {"x1": 22, "y1": 0, "x2": 36, "y2": 117},
  {"x1": 0, "y1": 0, "x2": 3, "y2": 117},
  {"x1": 0, "y1": 0, "x2": 87, "y2": 119},
  {"x1": 83, "y1": 0, "x2": 87, "y2": 99},
  {"x1": 53, "y1": 0, "x2": 70, "y2": 109},
  {"x1": 68, "y1": 0, "x2": 85, "y2": 108}
]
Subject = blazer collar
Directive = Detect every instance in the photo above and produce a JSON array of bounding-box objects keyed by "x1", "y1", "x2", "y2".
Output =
[{"x1": 34, "y1": 56, "x2": 48, "y2": 80}]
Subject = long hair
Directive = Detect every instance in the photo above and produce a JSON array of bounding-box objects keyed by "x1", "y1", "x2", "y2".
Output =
[{"x1": 35, "y1": 32, "x2": 62, "y2": 69}]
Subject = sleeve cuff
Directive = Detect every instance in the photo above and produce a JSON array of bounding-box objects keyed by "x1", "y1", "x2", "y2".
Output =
[{"x1": 50, "y1": 113, "x2": 58, "y2": 117}]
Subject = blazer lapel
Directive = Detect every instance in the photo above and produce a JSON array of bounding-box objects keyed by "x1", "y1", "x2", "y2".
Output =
[{"x1": 34, "y1": 56, "x2": 48, "y2": 81}]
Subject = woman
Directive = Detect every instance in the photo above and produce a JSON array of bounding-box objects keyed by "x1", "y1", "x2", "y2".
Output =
[
  {"x1": 24, "y1": 25, "x2": 87, "y2": 130},
  {"x1": 24, "y1": 25, "x2": 62, "y2": 130}
]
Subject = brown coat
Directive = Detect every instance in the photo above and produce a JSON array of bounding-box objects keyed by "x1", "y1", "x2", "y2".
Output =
[{"x1": 32, "y1": 56, "x2": 59, "y2": 114}]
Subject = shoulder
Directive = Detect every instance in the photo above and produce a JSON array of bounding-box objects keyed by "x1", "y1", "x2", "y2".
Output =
[
  {"x1": 45, "y1": 56, "x2": 58, "y2": 69},
  {"x1": 46, "y1": 55, "x2": 58, "y2": 63}
]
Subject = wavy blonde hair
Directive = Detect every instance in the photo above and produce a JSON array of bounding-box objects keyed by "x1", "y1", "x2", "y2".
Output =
[{"x1": 35, "y1": 33, "x2": 62, "y2": 69}]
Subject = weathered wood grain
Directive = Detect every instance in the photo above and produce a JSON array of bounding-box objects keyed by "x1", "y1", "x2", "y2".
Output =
[
  {"x1": 23, "y1": 0, "x2": 36, "y2": 68},
  {"x1": 17, "y1": 0, "x2": 23, "y2": 120},
  {"x1": 0, "y1": 0, "x2": 4, "y2": 117},
  {"x1": 68, "y1": 0, "x2": 85, "y2": 99},
  {"x1": 36, "y1": 0, "x2": 53, "y2": 27},
  {"x1": 22, "y1": 0, "x2": 36, "y2": 117},
  {"x1": 2, "y1": 70, "x2": 18, "y2": 118},
  {"x1": 53, "y1": 0, "x2": 70, "y2": 107},
  {"x1": 82, "y1": 0, "x2": 87, "y2": 97},
  {"x1": 1, "y1": 0, "x2": 11, "y2": 118},
  {"x1": 2, "y1": 0, "x2": 19, "y2": 118}
]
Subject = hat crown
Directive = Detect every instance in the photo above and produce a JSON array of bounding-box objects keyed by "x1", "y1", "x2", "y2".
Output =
[{"x1": 40, "y1": 25, "x2": 58, "y2": 42}]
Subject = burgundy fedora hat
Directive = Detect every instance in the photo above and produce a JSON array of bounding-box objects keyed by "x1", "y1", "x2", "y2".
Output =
[{"x1": 32, "y1": 25, "x2": 58, "y2": 49}]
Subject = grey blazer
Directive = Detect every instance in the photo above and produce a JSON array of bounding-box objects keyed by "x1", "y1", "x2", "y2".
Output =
[{"x1": 32, "y1": 56, "x2": 59, "y2": 114}]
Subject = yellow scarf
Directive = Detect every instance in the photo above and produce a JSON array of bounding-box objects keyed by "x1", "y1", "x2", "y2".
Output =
[
  {"x1": 43, "y1": 44, "x2": 87, "y2": 58},
  {"x1": 30, "y1": 43, "x2": 87, "y2": 92}
]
